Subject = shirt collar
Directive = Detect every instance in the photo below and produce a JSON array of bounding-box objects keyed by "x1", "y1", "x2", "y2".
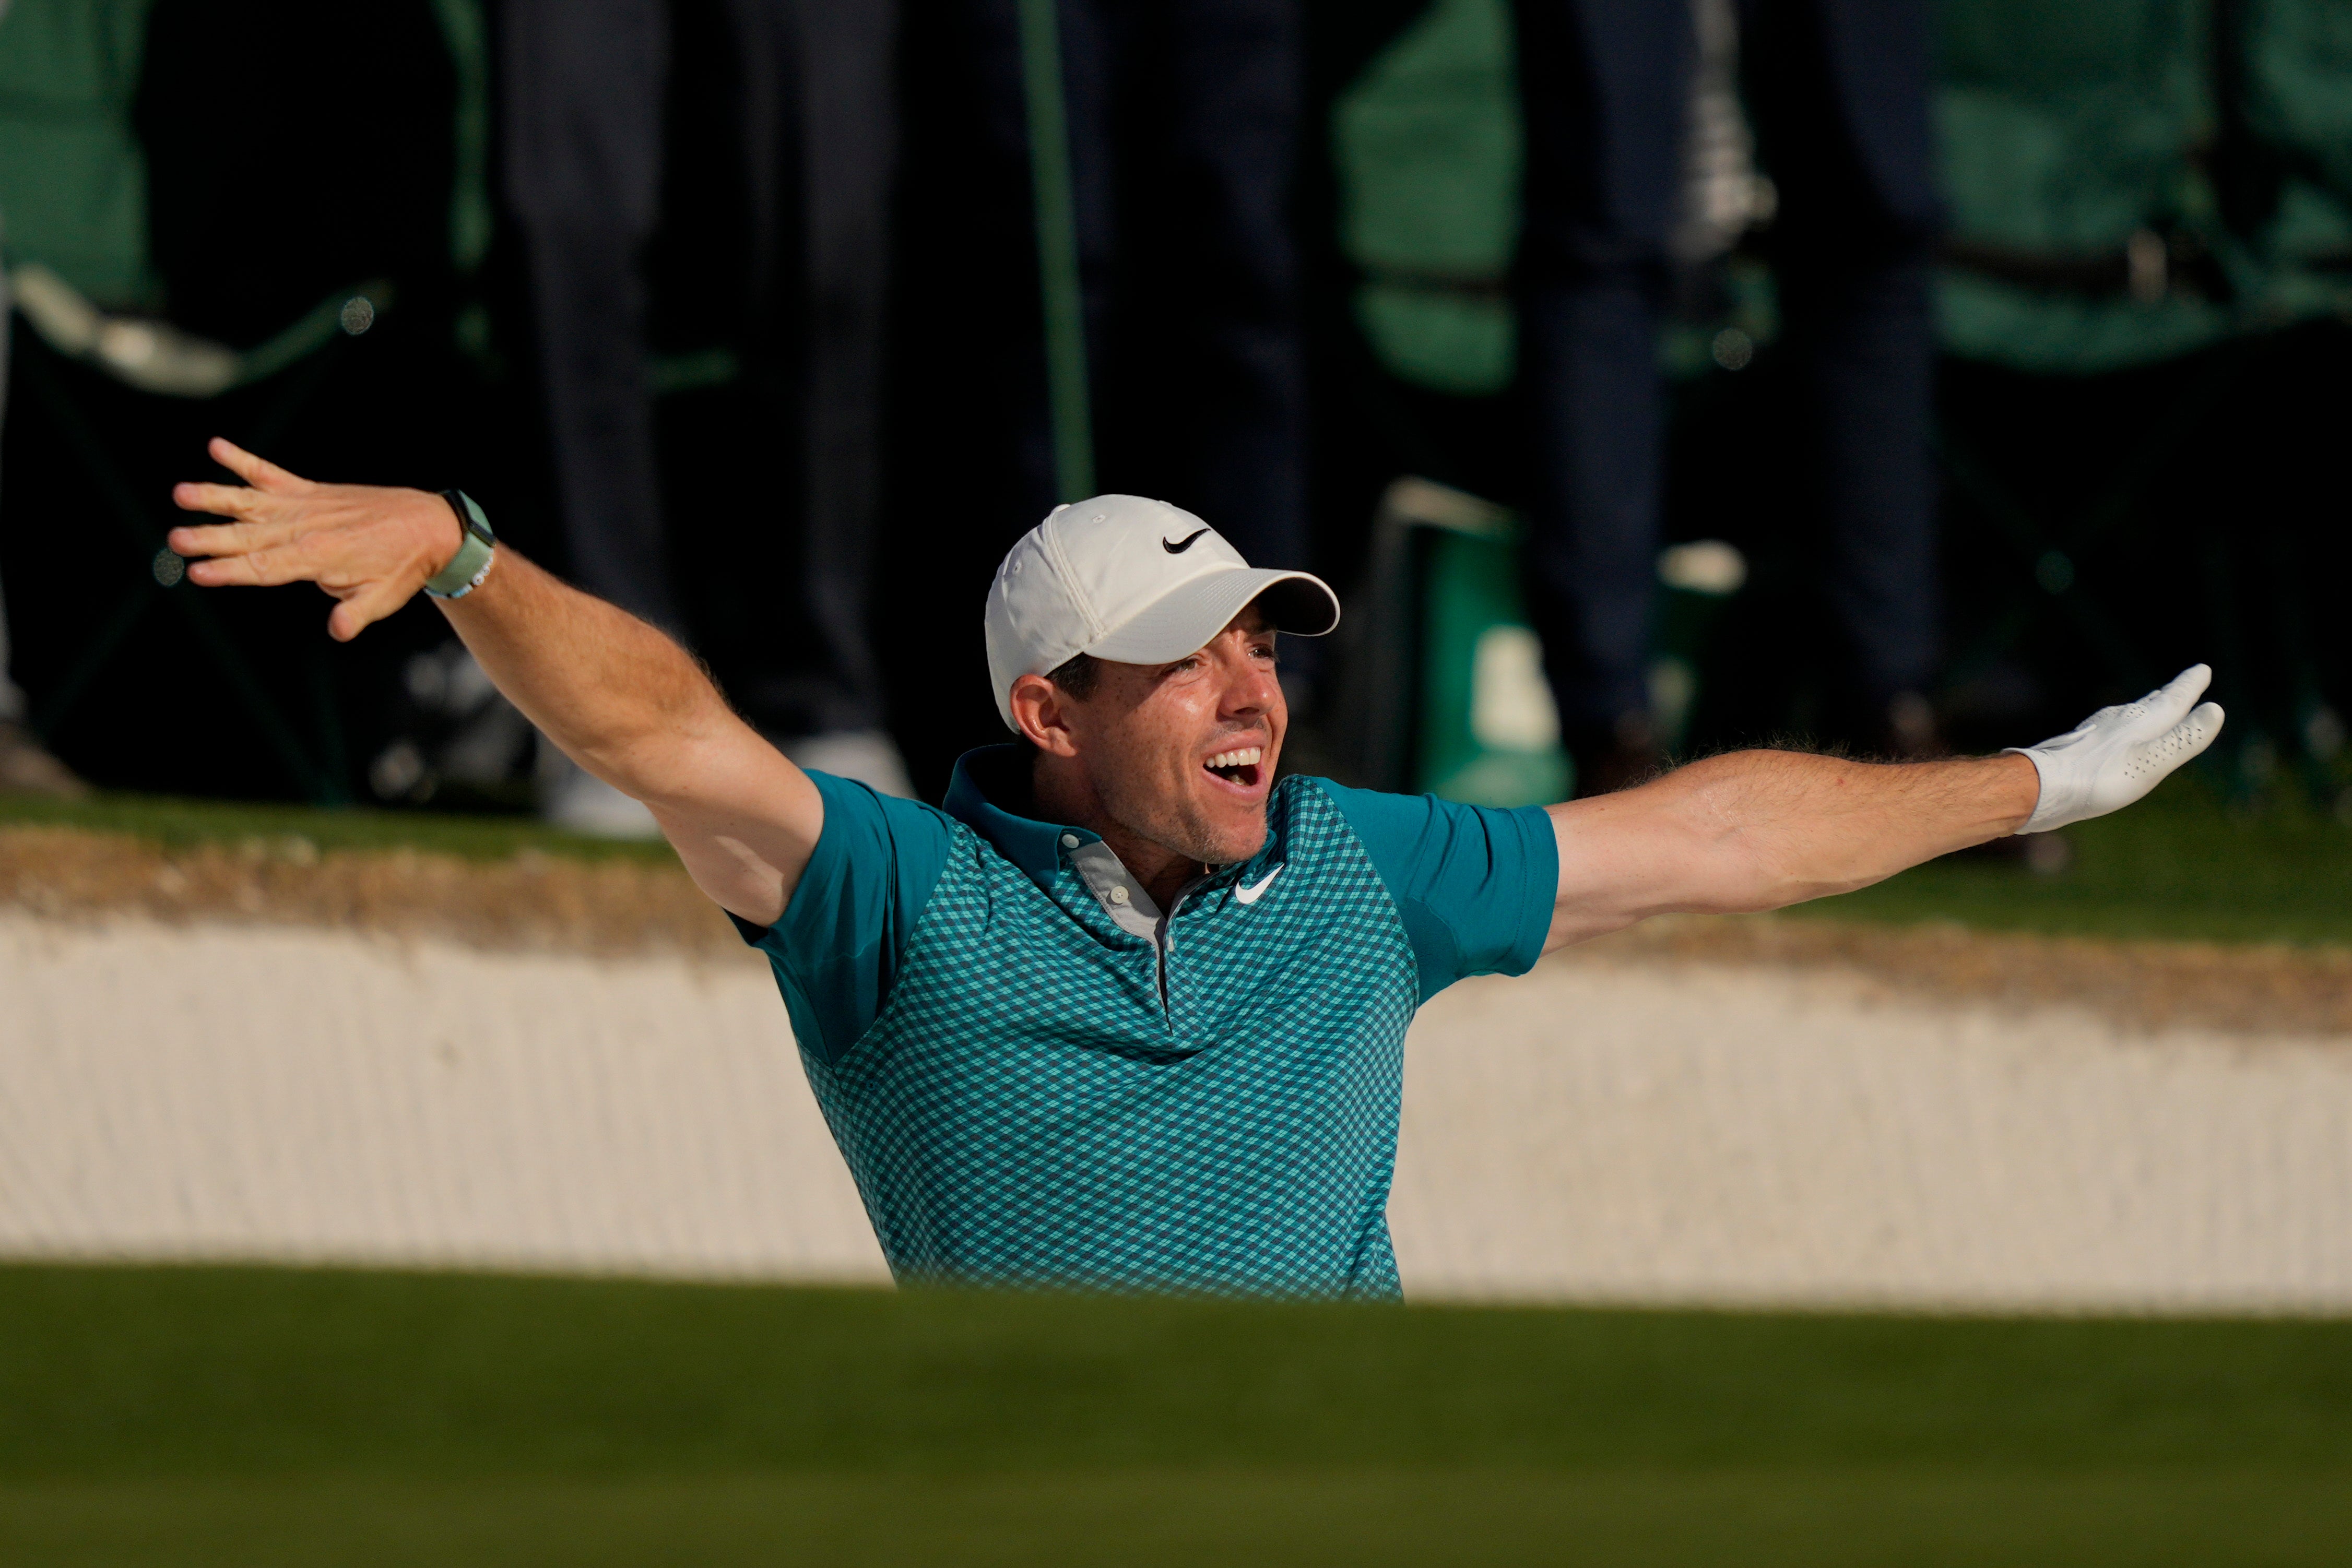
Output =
[
  {"x1": 942, "y1": 745, "x2": 1098, "y2": 895},
  {"x1": 942, "y1": 744, "x2": 1275, "y2": 913}
]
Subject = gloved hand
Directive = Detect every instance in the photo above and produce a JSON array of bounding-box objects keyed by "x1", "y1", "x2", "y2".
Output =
[{"x1": 2006, "y1": 664, "x2": 2226, "y2": 834}]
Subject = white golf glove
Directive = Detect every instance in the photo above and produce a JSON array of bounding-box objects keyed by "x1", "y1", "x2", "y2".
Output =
[{"x1": 2005, "y1": 664, "x2": 2226, "y2": 834}]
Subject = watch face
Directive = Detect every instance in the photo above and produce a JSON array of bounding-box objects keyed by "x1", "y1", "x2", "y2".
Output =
[{"x1": 454, "y1": 492, "x2": 494, "y2": 543}]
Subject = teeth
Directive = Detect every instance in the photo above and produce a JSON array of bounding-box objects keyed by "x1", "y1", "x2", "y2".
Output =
[{"x1": 1205, "y1": 747, "x2": 1263, "y2": 770}]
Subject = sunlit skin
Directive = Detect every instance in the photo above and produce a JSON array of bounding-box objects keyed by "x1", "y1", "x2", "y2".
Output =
[
  {"x1": 1010, "y1": 608, "x2": 1283, "y2": 909},
  {"x1": 167, "y1": 439, "x2": 464, "y2": 640},
  {"x1": 168, "y1": 437, "x2": 2052, "y2": 947}
]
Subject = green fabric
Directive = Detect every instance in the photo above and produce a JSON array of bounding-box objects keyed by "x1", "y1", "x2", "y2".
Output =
[
  {"x1": 1935, "y1": 0, "x2": 2240, "y2": 371},
  {"x1": 2242, "y1": 0, "x2": 2352, "y2": 204},
  {"x1": 0, "y1": 0, "x2": 155, "y2": 307},
  {"x1": 2236, "y1": 0, "x2": 2352, "y2": 317},
  {"x1": 0, "y1": 0, "x2": 482, "y2": 313},
  {"x1": 1332, "y1": 0, "x2": 1519, "y2": 396},
  {"x1": 427, "y1": 0, "x2": 492, "y2": 275},
  {"x1": 1414, "y1": 525, "x2": 1571, "y2": 808}
]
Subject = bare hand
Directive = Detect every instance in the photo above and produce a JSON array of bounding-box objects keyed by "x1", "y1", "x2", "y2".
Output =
[{"x1": 167, "y1": 437, "x2": 463, "y2": 642}]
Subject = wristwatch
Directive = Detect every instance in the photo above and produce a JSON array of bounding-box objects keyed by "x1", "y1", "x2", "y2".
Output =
[{"x1": 424, "y1": 490, "x2": 496, "y2": 600}]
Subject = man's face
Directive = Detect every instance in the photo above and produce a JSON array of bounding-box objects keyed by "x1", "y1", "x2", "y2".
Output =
[{"x1": 1057, "y1": 608, "x2": 1284, "y2": 867}]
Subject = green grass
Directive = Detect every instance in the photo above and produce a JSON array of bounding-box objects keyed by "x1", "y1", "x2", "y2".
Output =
[
  {"x1": 1804, "y1": 776, "x2": 2352, "y2": 947},
  {"x1": 0, "y1": 788, "x2": 676, "y2": 864},
  {"x1": 9, "y1": 1470, "x2": 2347, "y2": 1568},
  {"x1": 5, "y1": 768, "x2": 2349, "y2": 945},
  {"x1": 3, "y1": 1264, "x2": 2349, "y2": 1564}
]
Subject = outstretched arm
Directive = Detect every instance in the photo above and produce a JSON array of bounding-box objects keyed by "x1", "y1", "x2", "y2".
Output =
[
  {"x1": 168, "y1": 438, "x2": 818, "y2": 925},
  {"x1": 1542, "y1": 667, "x2": 2225, "y2": 951}
]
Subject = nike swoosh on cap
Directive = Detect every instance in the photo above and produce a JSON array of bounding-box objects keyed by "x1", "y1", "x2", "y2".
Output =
[
  {"x1": 1233, "y1": 866, "x2": 1283, "y2": 905},
  {"x1": 1161, "y1": 528, "x2": 1211, "y2": 554}
]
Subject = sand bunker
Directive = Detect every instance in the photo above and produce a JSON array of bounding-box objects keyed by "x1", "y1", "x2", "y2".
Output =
[{"x1": 6, "y1": 874, "x2": 2348, "y2": 1310}]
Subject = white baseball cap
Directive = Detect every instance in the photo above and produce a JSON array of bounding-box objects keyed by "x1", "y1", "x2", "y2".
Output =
[{"x1": 984, "y1": 495, "x2": 1341, "y2": 730}]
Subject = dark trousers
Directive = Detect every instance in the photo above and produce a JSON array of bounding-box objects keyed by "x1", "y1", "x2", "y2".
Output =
[
  {"x1": 1514, "y1": 0, "x2": 1941, "y2": 742},
  {"x1": 500, "y1": 0, "x2": 897, "y2": 737},
  {"x1": 964, "y1": 0, "x2": 1308, "y2": 572},
  {"x1": 0, "y1": 273, "x2": 18, "y2": 724}
]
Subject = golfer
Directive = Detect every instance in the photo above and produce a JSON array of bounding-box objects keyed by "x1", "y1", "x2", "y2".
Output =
[{"x1": 170, "y1": 439, "x2": 2224, "y2": 1299}]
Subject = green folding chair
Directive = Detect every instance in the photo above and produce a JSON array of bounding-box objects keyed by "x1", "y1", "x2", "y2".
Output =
[
  {"x1": 1322, "y1": 0, "x2": 1760, "y2": 801},
  {"x1": 1328, "y1": 476, "x2": 1743, "y2": 803},
  {"x1": 1329, "y1": 478, "x2": 1569, "y2": 803},
  {"x1": 0, "y1": 0, "x2": 489, "y2": 803}
]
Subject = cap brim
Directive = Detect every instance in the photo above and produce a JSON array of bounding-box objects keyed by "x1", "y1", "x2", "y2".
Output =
[{"x1": 1084, "y1": 568, "x2": 1341, "y2": 665}]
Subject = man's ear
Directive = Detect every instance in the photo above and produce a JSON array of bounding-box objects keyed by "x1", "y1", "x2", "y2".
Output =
[{"x1": 1009, "y1": 673, "x2": 1081, "y2": 757}]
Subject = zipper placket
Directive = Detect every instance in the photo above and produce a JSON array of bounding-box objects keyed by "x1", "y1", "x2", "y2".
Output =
[{"x1": 1155, "y1": 890, "x2": 1187, "y2": 1015}]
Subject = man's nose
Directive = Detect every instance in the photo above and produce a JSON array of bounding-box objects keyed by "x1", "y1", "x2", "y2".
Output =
[{"x1": 1218, "y1": 649, "x2": 1280, "y2": 716}]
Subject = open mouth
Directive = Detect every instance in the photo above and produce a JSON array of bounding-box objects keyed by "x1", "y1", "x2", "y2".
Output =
[{"x1": 1202, "y1": 745, "x2": 1265, "y2": 790}]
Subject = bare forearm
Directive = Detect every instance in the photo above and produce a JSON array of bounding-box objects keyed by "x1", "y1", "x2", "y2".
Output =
[
  {"x1": 435, "y1": 547, "x2": 725, "y2": 796},
  {"x1": 1662, "y1": 749, "x2": 2038, "y2": 906},
  {"x1": 445, "y1": 553, "x2": 818, "y2": 920},
  {"x1": 167, "y1": 452, "x2": 739, "y2": 804},
  {"x1": 1541, "y1": 669, "x2": 2225, "y2": 953},
  {"x1": 167, "y1": 443, "x2": 824, "y2": 923},
  {"x1": 1546, "y1": 749, "x2": 2038, "y2": 947}
]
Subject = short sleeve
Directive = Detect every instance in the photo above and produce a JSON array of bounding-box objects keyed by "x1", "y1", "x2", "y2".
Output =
[
  {"x1": 730, "y1": 771, "x2": 956, "y2": 1066},
  {"x1": 1310, "y1": 780, "x2": 1558, "y2": 1003}
]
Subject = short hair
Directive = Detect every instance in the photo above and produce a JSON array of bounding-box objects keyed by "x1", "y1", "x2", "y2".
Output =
[
  {"x1": 1046, "y1": 650, "x2": 1101, "y2": 700},
  {"x1": 1014, "y1": 652, "x2": 1100, "y2": 752}
]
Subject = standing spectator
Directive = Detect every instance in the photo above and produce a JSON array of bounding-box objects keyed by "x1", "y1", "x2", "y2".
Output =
[
  {"x1": 968, "y1": 0, "x2": 1313, "y2": 635},
  {"x1": 0, "y1": 0, "x2": 94, "y2": 798},
  {"x1": 500, "y1": 0, "x2": 908, "y2": 830},
  {"x1": 881, "y1": 0, "x2": 1313, "y2": 790},
  {"x1": 0, "y1": 230, "x2": 87, "y2": 798},
  {"x1": 1514, "y1": 0, "x2": 1942, "y2": 792}
]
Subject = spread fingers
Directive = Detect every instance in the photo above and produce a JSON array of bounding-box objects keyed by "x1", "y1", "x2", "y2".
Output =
[
  {"x1": 166, "y1": 515, "x2": 308, "y2": 558},
  {"x1": 207, "y1": 437, "x2": 312, "y2": 493},
  {"x1": 186, "y1": 544, "x2": 321, "y2": 588},
  {"x1": 172, "y1": 479, "x2": 275, "y2": 520}
]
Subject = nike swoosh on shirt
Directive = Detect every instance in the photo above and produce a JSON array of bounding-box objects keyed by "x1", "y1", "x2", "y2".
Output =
[
  {"x1": 1162, "y1": 528, "x2": 1211, "y2": 554},
  {"x1": 1234, "y1": 867, "x2": 1283, "y2": 905}
]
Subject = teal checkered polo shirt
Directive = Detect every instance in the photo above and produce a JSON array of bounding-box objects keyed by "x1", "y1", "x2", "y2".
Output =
[{"x1": 735, "y1": 746, "x2": 1557, "y2": 1300}]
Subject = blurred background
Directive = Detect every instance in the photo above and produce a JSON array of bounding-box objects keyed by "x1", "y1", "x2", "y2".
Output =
[
  {"x1": 4, "y1": 4, "x2": 2352, "y2": 1564},
  {"x1": 0, "y1": 0, "x2": 2345, "y2": 822}
]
